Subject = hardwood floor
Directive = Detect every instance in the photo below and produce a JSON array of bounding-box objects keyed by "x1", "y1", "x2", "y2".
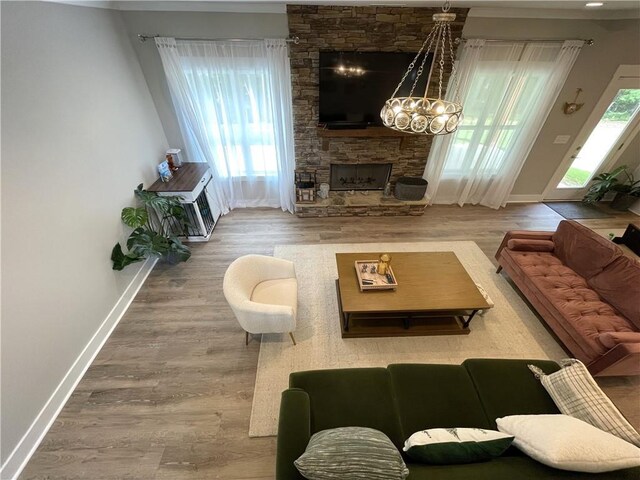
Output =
[{"x1": 20, "y1": 204, "x2": 640, "y2": 480}]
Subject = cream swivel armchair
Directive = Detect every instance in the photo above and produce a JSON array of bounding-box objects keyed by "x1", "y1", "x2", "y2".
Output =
[{"x1": 223, "y1": 254, "x2": 298, "y2": 345}]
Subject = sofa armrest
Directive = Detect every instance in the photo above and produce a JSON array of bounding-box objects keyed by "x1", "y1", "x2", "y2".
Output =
[
  {"x1": 495, "y1": 230, "x2": 555, "y2": 262},
  {"x1": 598, "y1": 331, "x2": 640, "y2": 349},
  {"x1": 276, "y1": 389, "x2": 310, "y2": 480}
]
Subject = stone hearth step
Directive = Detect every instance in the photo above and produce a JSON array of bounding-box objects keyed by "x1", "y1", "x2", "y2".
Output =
[{"x1": 295, "y1": 191, "x2": 427, "y2": 217}]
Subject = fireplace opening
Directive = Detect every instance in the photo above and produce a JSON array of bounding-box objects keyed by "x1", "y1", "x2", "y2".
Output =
[{"x1": 330, "y1": 163, "x2": 392, "y2": 191}]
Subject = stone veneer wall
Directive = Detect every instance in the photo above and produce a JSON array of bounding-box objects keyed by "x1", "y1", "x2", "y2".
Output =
[{"x1": 287, "y1": 5, "x2": 468, "y2": 186}]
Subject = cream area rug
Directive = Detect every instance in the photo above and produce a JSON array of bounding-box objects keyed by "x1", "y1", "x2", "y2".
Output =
[{"x1": 249, "y1": 241, "x2": 566, "y2": 437}]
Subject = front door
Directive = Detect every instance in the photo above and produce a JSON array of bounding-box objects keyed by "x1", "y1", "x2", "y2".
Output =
[{"x1": 544, "y1": 66, "x2": 640, "y2": 201}]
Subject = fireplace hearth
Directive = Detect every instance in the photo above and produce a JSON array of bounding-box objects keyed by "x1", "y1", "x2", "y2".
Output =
[{"x1": 330, "y1": 163, "x2": 392, "y2": 191}]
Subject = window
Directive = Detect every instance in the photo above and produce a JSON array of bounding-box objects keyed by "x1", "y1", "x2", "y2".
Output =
[
  {"x1": 557, "y1": 88, "x2": 640, "y2": 188},
  {"x1": 156, "y1": 37, "x2": 296, "y2": 212},
  {"x1": 185, "y1": 63, "x2": 278, "y2": 178},
  {"x1": 425, "y1": 40, "x2": 583, "y2": 208},
  {"x1": 444, "y1": 62, "x2": 554, "y2": 176}
]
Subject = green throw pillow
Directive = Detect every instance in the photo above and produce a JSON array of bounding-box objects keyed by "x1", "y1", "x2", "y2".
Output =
[
  {"x1": 294, "y1": 426, "x2": 409, "y2": 480},
  {"x1": 403, "y1": 427, "x2": 514, "y2": 465}
]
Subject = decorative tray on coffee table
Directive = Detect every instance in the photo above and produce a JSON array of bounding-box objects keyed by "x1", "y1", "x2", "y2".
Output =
[{"x1": 354, "y1": 260, "x2": 398, "y2": 291}]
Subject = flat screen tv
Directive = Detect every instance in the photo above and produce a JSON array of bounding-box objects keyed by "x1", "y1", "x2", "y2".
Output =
[{"x1": 319, "y1": 51, "x2": 433, "y2": 128}]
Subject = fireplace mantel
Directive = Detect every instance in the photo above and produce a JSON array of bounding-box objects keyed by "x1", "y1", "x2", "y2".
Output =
[{"x1": 317, "y1": 126, "x2": 412, "y2": 151}]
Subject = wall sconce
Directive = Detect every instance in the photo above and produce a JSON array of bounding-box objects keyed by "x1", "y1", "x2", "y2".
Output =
[{"x1": 564, "y1": 88, "x2": 584, "y2": 115}]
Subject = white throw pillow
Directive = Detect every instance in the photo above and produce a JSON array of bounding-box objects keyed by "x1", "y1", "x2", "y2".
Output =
[
  {"x1": 496, "y1": 414, "x2": 640, "y2": 473},
  {"x1": 403, "y1": 428, "x2": 513, "y2": 464}
]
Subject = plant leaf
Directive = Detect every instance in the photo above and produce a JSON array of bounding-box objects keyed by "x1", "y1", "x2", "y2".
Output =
[
  {"x1": 127, "y1": 228, "x2": 157, "y2": 257},
  {"x1": 151, "y1": 232, "x2": 170, "y2": 253},
  {"x1": 608, "y1": 165, "x2": 628, "y2": 179},
  {"x1": 166, "y1": 237, "x2": 191, "y2": 263},
  {"x1": 111, "y1": 243, "x2": 143, "y2": 271},
  {"x1": 134, "y1": 186, "x2": 167, "y2": 209},
  {"x1": 113, "y1": 184, "x2": 192, "y2": 268},
  {"x1": 121, "y1": 207, "x2": 148, "y2": 228}
]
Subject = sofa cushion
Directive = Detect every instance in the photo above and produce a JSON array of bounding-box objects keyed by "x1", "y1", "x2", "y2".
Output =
[
  {"x1": 507, "y1": 250, "x2": 635, "y2": 358},
  {"x1": 599, "y1": 331, "x2": 640, "y2": 349},
  {"x1": 588, "y1": 256, "x2": 640, "y2": 329},
  {"x1": 497, "y1": 414, "x2": 640, "y2": 474},
  {"x1": 403, "y1": 428, "x2": 513, "y2": 465},
  {"x1": 528, "y1": 359, "x2": 640, "y2": 447},
  {"x1": 251, "y1": 278, "x2": 298, "y2": 315},
  {"x1": 462, "y1": 359, "x2": 560, "y2": 431},
  {"x1": 552, "y1": 220, "x2": 621, "y2": 280},
  {"x1": 289, "y1": 368, "x2": 405, "y2": 450},
  {"x1": 507, "y1": 238, "x2": 555, "y2": 252},
  {"x1": 294, "y1": 427, "x2": 409, "y2": 480},
  {"x1": 388, "y1": 364, "x2": 491, "y2": 438},
  {"x1": 568, "y1": 315, "x2": 636, "y2": 357},
  {"x1": 504, "y1": 250, "x2": 570, "y2": 279}
]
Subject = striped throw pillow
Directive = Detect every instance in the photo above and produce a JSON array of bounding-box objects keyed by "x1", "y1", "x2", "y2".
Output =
[
  {"x1": 294, "y1": 427, "x2": 409, "y2": 480},
  {"x1": 528, "y1": 359, "x2": 640, "y2": 447}
]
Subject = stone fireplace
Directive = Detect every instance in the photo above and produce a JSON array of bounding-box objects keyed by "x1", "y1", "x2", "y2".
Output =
[
  {"x1": 287, "y1": 5, "x2": 468, "y2": 216},
  {"x1": 330, "y1": 163, "x2": 392, "y2": 191}
]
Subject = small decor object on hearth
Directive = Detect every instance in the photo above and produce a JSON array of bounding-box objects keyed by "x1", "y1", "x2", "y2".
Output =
[
  {"x1": 380, "y1": 0, "x2": 463, "y2": 136},
  {"x1": 355, "y1": 260, "x2": 398, "y2": 291},
  {"x1": 395, "y1": 177, "x2": 428, "y2": 201},
  {"x1": 378, "y1": 253, "x2": 392, "y2": 275},
  {"x1": 295, "y1": 169, "x2": 317, "y2": 203},
  {"x1": 319, "y1": 183, "x2": 330, "y2": 199}
]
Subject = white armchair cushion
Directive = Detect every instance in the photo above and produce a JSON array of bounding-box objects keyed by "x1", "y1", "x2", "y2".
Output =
[{"x1": 252, "y1": 278, "x2": 298, "y2": 317}]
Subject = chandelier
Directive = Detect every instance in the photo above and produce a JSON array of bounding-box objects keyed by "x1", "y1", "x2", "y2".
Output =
[{"x1": 380, "y1": 1, "x2": 462, "y2": 135}]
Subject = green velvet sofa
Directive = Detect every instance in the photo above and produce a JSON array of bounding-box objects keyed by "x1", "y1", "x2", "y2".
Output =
[{"x1": 276, "y1": 359, "x2": 640, "y2": 480}]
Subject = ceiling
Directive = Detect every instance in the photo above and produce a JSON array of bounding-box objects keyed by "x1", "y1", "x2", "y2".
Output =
[{"x1": 50, "y1": 0, "x2": 640, "y2": 18}]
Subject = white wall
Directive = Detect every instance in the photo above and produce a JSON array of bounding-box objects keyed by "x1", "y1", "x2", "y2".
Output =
[
  {"x1": 462, "y1": 16, "x2": 640, "y2": 198},
  {"x1": 1, "y1": 1, "x2": 168, "y2": 476},
  {"x1": 119, "y1": 10, "x2": 289, "y2": 150}
]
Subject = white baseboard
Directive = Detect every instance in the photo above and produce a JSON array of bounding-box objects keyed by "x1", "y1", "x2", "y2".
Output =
[
  {"x1": 0, "y1": 257, "x2": 157, "y2": 480},
  {"x1": 507, "y1": 194, "x2": 543, "y2": 203}
]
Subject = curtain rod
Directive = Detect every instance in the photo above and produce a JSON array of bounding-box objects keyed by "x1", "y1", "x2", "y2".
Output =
[
  {"x1": 137, "y1": 34, "x2": 300, "y2": 44},
  {"x1": 457, "y1": 37, "x2": 594, "y2": 46}
]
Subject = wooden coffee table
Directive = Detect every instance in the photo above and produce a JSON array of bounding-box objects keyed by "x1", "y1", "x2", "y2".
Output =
[{"x1": 335, "y1": 252, "x2": 492, "y2": 338}]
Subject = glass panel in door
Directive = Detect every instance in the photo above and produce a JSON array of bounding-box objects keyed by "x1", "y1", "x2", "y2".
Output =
[{"x1": 557, "y1": 88, "x2": 640, "y2": 188}]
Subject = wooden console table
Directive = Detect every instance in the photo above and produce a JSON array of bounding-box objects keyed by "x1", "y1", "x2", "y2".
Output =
[{"x1": 148, "y1": 163, "x2": 221, "y2": 242}]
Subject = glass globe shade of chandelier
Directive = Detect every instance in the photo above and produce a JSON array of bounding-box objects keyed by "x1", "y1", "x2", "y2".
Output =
[{"x1": 380, "y1": 2, "x2": 463, "y2": 136}]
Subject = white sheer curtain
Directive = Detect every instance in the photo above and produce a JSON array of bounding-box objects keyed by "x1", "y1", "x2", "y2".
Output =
[
  {"x1": 424, "y1": 40, "x2": 583, "y2": 208},
  {"x1": 155, "y1": 37, "x2": 296, "y2": 213}
]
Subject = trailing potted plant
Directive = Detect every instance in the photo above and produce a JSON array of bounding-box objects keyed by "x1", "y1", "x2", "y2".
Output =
[
  {"x1": 111, "y1": 184, "x2": 191, "y2": 271},
  {"x1": 582, "y1": 165, "x2": 640, "y2": 211}
]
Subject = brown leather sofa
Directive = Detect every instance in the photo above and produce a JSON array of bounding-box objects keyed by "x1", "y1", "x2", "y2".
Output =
[{"x1": 495, "y1": 220, "x2": 640, "y2": 377}]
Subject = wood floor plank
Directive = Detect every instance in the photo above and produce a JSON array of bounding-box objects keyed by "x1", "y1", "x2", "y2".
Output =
[{"x1": 19, "y1": 204, "x2": 640, "y2": 479}]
